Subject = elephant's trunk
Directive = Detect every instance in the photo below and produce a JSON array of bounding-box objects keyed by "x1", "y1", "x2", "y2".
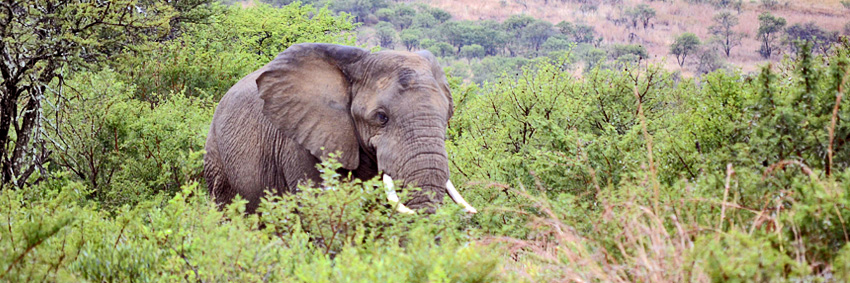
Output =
[
  {"x1": 382, "y1": 134, "x2": 476, "y2": 214},
  {"x1": 396, "y1": 147, "x2": 449, "y2": 212}
]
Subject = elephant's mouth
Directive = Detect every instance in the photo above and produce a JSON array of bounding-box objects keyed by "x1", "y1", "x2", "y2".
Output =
[{"x1": 382, "y1": 174, "x2": 478, "y2": 214}]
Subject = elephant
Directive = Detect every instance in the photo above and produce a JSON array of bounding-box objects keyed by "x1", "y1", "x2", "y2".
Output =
[{"x1": 203, "y1": 43, "x2": 476, "y2": 214}]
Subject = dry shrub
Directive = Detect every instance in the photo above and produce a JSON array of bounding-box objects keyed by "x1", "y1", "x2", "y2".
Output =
[{"x1": 479, "y1": 179, "x2": 709, "y2": 282}]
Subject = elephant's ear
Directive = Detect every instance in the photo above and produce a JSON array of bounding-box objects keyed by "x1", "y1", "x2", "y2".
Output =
[
  {"x1": 416, "y1": 50, "x2": 454, "y2": 119},
  {"x1": 257, "y1": 43, "x2": 369, "y2": 170}
]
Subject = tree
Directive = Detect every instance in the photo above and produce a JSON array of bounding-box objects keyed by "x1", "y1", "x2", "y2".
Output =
[
  {"x1": 440, "y1": 21, "x2": 477, "y2": 53},
  {"x1": 428, "y1": 7, "x2": 452, "y2": 23},
  {"x1": 523, "y1": 21, "x2": 554, "y2": 52},
  {"x1": 460, "y1": 44, "x2": 486, "y2": 59},
  {"x1": 428, "y1": 42, "x2": 455, "y2": 57},
  {"x1": 609, "y1": 44, "x2": 648, "y2": 60},
  {"x1": 572, "y1": 23, "x2": 597, "y2": 44},
  {"x1": 503, "y1": 15, "x2": 536, "y2": 56},
  {"x1": 555, "y1": 21, "x2": 574, "y2": 36},
  {"x1": 541, "y1": 36, "x2": 572, "y2": 53},
  {"x1": 374, "y1": 21, "x2": 396, "y2": 48},
  {"x1": 420, "y1": 38, "x2": 435, "y2": 49},
  {"x1": 331, "y1": 0, "x2": 388, "y2": 23},
  {"x1": 760, "y1": 0, "x2": 779, "y2": 9},
  {"x1": 626, "y1": 4, "x2": 656, "y2": 29},
  {"x1": 400, "y1": 29, "x2": 423, "y2": 50},
  {"x1": 709, "y1": 11, "x2": 743, "y2": 57},
  {"x1": 757, "y1": 12, "x2": 786, "y2": 59},
  {"x1": 439, "y1": 21, "x2": 464, "y2": 51},
  {"x1": 577, "y1": 44, "x2": 607, "y2": 70},
  {"x1": 412, "y1": 12, "x2": 437, "y2": 28},
  {"x1": 478, "y1": 20, "x2": 509, "y2": 56},
  {"x1": 391, "y1": 4, "x2": 416, "y2": 29},
  {"x1": 636, "y1": 4, "x2": 656, "y2": 29},
  {"x1": 671, "y1": 33, "x2": 701, "y2": 67},
  {"x1": 785, "y1": 22, "x2": 838, "y2": 54},
  {"x1": 711, "y1": 0, "x2": 742, "y2": 11},
  {"x1": 0, "y1": 0, "x2": 210, "y2": 187},
  {"x1": 375, "y1": 8, "x2": 394, "y2": 21},
  {"x1": 556, "y1": 21, "x2": 596, "y2": 44}
]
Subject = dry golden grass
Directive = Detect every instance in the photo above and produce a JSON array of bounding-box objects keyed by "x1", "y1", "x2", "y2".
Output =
[{"x1": 424, "y1": 0, "x2": 850, "y2": 73}]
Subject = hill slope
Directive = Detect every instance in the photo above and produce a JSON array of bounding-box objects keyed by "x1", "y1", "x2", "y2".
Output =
[{"x1": 424, "y1": 0, "x2": 849, "y2": 73}]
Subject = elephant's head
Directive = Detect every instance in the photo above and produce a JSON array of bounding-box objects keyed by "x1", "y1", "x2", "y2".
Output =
[{"x1": 256, "y1": 43, "x2": 475, "y2": 214}]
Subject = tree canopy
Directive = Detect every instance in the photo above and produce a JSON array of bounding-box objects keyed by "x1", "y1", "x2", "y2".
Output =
[
  {"x1": 0, "y1": 0, "x2": 215, "y2": 187},
  {"x1": 671, "y1": 33, "x2": 701, "y2": 67},
  {"x1": 757, "y1": 12, "x2": 787, "y2": 58},
  {"x1": 709, "y1": 11, "x2": 743, "y2": 57}
]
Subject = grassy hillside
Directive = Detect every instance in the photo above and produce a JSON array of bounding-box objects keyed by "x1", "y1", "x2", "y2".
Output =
[{"x1": 425, "y1": 0, "x2": 848, "y2": 73}]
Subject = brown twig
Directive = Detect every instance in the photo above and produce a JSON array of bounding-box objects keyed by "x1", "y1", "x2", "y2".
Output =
[
  {"x1": 634, "y1": 84, "x2": 659, "y2": 213},
  {"x1": 833, "y1": 205, "x2": 849, "y2": 243},
  {"x1": 1, "y1": 223, "x2": 64, "y2": 280},
  {"x1": 719, "y1": 164, "x2": 735, "y2": 231},
  {"x1": 827, "y1": 64, "x2": 850, "y2": 177},
  {"x1": 762, "y1": 160, "x2": 816, "y2": 181}
]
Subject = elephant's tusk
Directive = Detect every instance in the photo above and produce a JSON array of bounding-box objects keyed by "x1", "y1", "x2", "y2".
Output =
[
  {"x1": 383, "y1": 174, "x2": 415, "y2": 214},
  {"x1": 446, "y1": 179, "x2": 478, "y2": 214}
]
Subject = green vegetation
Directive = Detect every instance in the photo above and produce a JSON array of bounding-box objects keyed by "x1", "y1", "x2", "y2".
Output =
[
  {"x1": 671, "y1": 33, "x2": 701, "y2": 67},
  {"x1": 786, "y1": 22, "x2": 841, "y2": 55},
  {"x1": 757, "y1": 12, "x2": 787, "y2": 59},
  {"x1": 709, "y1": 11, "x2": 743, "y2": 57},
  {"x1": 0, "y1": 0, "x2": 209, "y2": 187},
  {"x1": 625, "y1": 4, "x2": 656, "y2": 29},
  {"x1": 264, "y1": 0, "x2": 844, "y2": 83},
  {"x1": 2, "y1": 0, "x2": 850, "y2": 281}
]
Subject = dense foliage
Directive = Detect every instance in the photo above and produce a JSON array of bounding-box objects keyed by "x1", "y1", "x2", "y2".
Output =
[
  {"x1": 2, "y1": 1, "x2": 849, "y2": 281},
  {"x1": 448, "y1": 39, "x2": 850, "y2": 280},
  {"x1": 0, "y1": 0, "x2": 215, "y2": 187}
]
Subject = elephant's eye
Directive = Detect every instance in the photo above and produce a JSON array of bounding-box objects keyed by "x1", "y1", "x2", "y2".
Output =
[{"x1": 375, "y1": 112, "x2": 389, "y2": 126}]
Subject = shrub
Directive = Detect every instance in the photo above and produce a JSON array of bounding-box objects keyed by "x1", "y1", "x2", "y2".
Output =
[
  {"x1": 695, "y1": 47, "x2": 726, "y2": 74},
  {"x1": 0, "y1": 161, "x2": 503, "y2": 281},
  {"x1": 119, "y1": 3, "x2": 357, "y2": 102},
  {"x1": 609, "y1": 43, "x2": 648, "y2": 60},
  {"x1": 448, "y1": 37, "x2": 850, "y2": 280},
  {"x1": 465, "y1": 56, "x2": 533, "y2": 84},
  {"x1": 45, "y1": 70, "x2": 213, "y2": 208}
]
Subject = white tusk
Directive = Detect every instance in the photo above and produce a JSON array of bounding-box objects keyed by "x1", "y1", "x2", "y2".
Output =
[
  {"x1": 446, "y1": 179, "x2": 478, "y2": 214},
  {"x1": 383, "y1": 174, "x2": 415, "y2": 214}
]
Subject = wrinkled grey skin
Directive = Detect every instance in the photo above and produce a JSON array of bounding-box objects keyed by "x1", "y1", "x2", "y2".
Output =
[{"x1": 204, "y1": 43, "x2": 454, "y2": 213}]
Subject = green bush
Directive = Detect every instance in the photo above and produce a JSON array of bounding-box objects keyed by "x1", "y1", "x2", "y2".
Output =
[
  {"x1": 444, "y1": 38, "x2": 850, "y2": 280},
  {"x1": 0, "y1": 161, "x2": 502, "y2": 281},
  {"x1": 46, "y1": 70, "x2": 213, "y2": 208},
  {"x1": 120, "y1": 2, "x2": 357, "y2": 102}
]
